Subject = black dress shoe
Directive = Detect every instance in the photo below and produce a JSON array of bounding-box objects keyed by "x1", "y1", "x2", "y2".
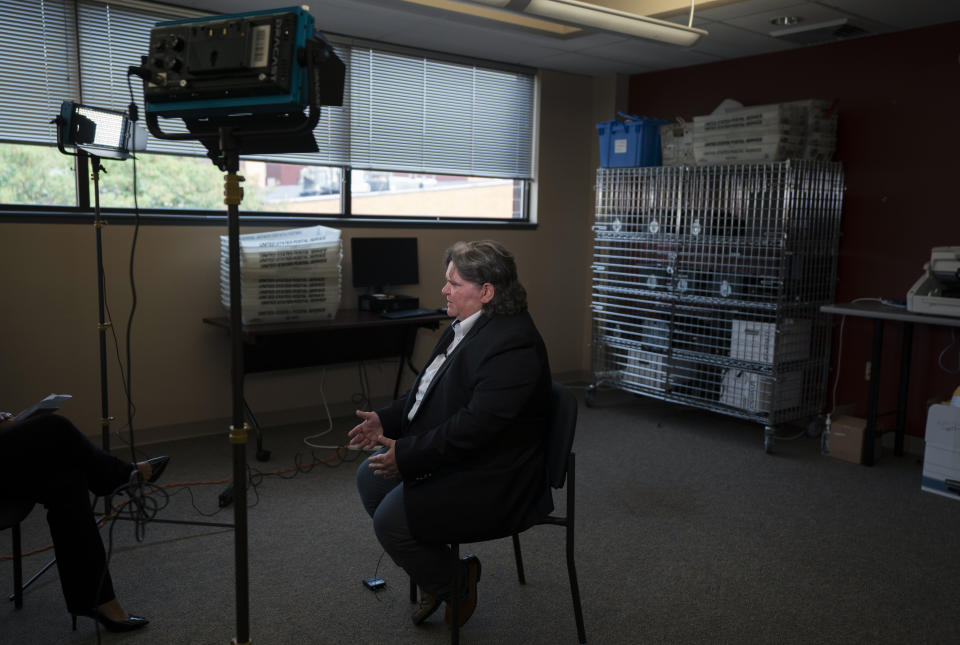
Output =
[
  {"x1": 72, "y1": 610, "x2": 150, "y2": 632},
  {"x1": 412, "y1": 589, "x2": 441, "y2": 625},
  {"x1": 445, "y1": 554, "x2": 481, "y2": 629}
]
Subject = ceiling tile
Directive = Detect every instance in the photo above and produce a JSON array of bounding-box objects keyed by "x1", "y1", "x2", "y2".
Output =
[
  {"x1": 723, "y1": 2, "x2": 852, "y2": 36},
  {"x1": 580, "y1": 38, "x2": 721, "y2": 68},
  {"x1": 819, "y1": 0, "x2": 960, "y2": 29},
  {"x1": 528, "y1": 50, "x2": 662, "y2": 75},
  {"x1": 694, "y1": 0, "x2": 807, "y2": 21},
  {"x1": 172, "y1": 0, "x2": 960, "y2": 76},
  {"x1": 686, "y1": 21, "x2": 796, "y2": 57}
]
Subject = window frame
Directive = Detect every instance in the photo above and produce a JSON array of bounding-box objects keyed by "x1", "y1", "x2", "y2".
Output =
[{"x1": 0, "y1": 0, "x2": 539, "y2": 229}]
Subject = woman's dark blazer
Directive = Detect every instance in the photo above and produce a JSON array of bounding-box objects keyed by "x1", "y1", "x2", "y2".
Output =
[{"x1": 376, "y1": 310, "x2": 553, "y2": 543}]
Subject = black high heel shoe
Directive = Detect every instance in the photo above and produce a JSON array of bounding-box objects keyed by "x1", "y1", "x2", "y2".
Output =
[
  {"x1": 72, "y1": 610, "x2": 150, "y2": 632},
  {"x1": 145, "y1": 455, "x2": 170, "y2": 483},
  {"x1": 130, "y1": 455, "x2": 170, "y2": 484}
]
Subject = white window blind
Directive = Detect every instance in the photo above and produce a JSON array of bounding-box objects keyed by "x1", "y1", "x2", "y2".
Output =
[
  {"x1": 0, "y1": 0, "x2": 534, "y2": 180},
  {"x1": 0, "y1": 0, "x2": 79, "y2": 145},
  {"x1": 349, "y1": 48, "x2": 534, "y2": 179},
  {"x1": 75, "y1": 1, "x2": 207, "y2": 157}
]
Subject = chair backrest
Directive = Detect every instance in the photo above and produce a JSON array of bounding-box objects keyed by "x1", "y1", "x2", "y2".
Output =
[
  {"x1": 546, "y1": 380, "x2": 578, "y2": 489},
  {"x1": 0, "y1": 499, "x2": 35, "y2": 531}
]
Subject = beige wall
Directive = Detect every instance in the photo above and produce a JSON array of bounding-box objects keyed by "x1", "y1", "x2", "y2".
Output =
[{"x1": 0, "y1": 70, "x2": 615, "y2": 443}]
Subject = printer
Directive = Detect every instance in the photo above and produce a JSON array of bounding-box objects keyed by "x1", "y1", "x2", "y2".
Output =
[{"x1": 907, "y1": 247, "x2": 960, "y2": 316}]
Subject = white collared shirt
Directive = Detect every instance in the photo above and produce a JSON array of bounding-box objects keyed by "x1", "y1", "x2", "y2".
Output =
[{"x1": 407, "y1": 310, "x2": 482, "y2": 421}]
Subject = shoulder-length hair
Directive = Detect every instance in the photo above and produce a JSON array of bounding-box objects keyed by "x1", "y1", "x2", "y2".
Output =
[{"x1": 443, "y1": 240, "x2": 527, "y2": 315}]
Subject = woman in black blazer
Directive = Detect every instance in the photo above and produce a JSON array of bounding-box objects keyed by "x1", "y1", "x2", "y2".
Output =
[{"x1": 351, "y1": 240, "x2": 552, "y2": 629}]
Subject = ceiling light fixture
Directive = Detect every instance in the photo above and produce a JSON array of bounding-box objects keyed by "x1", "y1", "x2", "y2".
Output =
[
  {"x1": 404, "y1": 0, "x2": 583, "y2": 35},
  {"x1": 467, "y1": 0, "x2": 708, "y2": 46},
  {"x1": 771, "y1": 16, "x2": 802, "y2": 27}
]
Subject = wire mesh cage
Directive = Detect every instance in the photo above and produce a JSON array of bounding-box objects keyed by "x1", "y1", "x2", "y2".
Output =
[{"x1": 590, "y1": 161, "x2": 844, "y2": 430}]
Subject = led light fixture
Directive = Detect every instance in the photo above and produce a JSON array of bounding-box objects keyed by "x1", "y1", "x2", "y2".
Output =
[{"x1": 55, "y1": 101, "x2": 144, "y2": 160}]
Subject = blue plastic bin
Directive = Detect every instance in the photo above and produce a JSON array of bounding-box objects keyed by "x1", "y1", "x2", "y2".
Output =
[{"x1": 597, "y1": 115, "x2": 669, "y2": 167}]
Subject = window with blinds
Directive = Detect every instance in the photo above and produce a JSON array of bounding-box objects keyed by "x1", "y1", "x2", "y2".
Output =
[{"x1": 0, "y1": 0, "x2": 536, "y2": 221}]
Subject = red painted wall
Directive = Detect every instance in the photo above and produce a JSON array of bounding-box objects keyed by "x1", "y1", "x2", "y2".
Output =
[{"x1": 628, "y1": 21, "x2": 960, "y2": 437}]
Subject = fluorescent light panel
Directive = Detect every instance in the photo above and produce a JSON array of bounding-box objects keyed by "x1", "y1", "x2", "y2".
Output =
[
  {"x1": 404, "y1": 0, "x2": 583, "y2": 34},
  {"x1": 469, "y1": 0, "x2": 708, "y2": 45}
]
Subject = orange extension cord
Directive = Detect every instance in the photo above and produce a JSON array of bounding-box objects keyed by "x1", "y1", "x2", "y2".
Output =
[{"x1": 1, "y1": 445, "x2": 356, "y2": 561}]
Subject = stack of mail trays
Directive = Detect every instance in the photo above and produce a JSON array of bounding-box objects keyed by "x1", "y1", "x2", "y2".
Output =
[
  {"x1": 660, "y1": 99, "x2": 838, "y2": 165},
  {"x1": 220, "y1": 225, "x2": 342, "y2": 325}
]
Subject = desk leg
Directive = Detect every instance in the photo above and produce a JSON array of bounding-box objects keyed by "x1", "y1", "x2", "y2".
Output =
[
  {"x1": 863, "y1": 319, "x2": 884, "y2": 466},
  {"x1": 895, "y1": 322, "x2": 914, "y2": 457}
]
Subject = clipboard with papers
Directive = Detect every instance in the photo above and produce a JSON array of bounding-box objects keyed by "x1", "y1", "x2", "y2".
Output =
[{"x1": 14, "y1": 393, "x2": 72, "y2": 422}]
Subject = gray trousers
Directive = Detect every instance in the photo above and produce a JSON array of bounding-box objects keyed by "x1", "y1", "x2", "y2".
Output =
[{"x1": 356, "y1": 453, "x2": 459, "y2": 598}]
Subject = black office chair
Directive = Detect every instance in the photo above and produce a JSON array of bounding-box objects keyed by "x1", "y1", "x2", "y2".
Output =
[
  {"x1": 410, "y1": 380, "x2": 587, "y2": 644},
  {"x1": 1, "y1": 499, "x2": 37, "y2": 608}
]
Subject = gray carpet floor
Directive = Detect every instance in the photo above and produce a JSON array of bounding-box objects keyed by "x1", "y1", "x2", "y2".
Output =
[{"x1": 3, "y1": 388, "x2": 960, "y2": 644}]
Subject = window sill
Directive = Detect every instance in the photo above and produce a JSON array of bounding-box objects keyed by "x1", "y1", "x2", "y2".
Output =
[{"x1": 0, "y1": 207, "x2": 538, "y2": 230}]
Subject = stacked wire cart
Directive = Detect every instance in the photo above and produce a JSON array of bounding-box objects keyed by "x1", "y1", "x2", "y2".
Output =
[
  {"x1": 219, "y1": 225, "x2": 343, "y2": 325},
  {"x1": 589, "y1": 161, "x2": 844, "y2": 450}
]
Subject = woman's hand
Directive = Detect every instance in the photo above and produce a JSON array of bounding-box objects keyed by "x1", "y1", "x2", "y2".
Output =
[
  {"x1": 368, "y1": 437, "x2": 399, "y2": 479},
  {"x1": 347, "y1": 410, "x2": 383, "y2": 450}
]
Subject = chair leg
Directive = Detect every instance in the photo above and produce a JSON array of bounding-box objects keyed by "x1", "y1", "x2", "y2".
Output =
[
  {"x1": 7, "y1": 523, "x2": 56, "y2": 607},
  {"x1": 450, "y1": 543, "x2": 460, "y2": 645},
  {"x1": 511, "y1": 533, "x2": 526, "y2": 585},
  {"x1": 11, "y1": 523, "x2": 23, "y2": 609},
  {"x1": 566, "y1": 530, "x2": 587, "y2": 645},
  {"x1": 566, "y1": 455, "x2": 586, "y2": 645}
]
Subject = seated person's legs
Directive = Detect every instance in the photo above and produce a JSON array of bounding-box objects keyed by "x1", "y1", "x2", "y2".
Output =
[
  {"x1": 44, "y1": 473, "x2": 115, "y2": 615},
  {"x1": 356, "y1": 453, "x2": 459, "y2": 597},
  {"x1": 370, "y1": 483, "x2": 459, "y2": 600},
  {"x1": 3, "y1": 414, "x2": 134, "y2": 496},
  {"x1": 355, "y1": 451, "x2": 400, "y2": 518},
  {"x1": 0, "y1": 413, "x2": 163, "y2": 632}
]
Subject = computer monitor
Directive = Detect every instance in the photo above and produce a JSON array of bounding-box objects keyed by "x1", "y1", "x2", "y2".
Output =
[{"x1": 351, "y1": 237, "x2": 419, "y2": 292}]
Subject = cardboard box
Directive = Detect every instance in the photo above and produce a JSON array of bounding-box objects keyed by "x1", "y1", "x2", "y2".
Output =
[{"x1": 826, "y1": 416, "x2": 881, "y2": 464}]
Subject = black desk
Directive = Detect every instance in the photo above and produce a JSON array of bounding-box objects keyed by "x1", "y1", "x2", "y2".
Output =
[
  {"x1": 204, "y1": 309, "x2": 450, "y2": 458},
  {"x1": 820, "y1": 301, "x2": 960, "y2": 466}
]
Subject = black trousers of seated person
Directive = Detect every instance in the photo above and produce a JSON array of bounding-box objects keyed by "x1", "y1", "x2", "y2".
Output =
[{"x1": 0, "y1": 414, "x2": 135, "y2": 614}]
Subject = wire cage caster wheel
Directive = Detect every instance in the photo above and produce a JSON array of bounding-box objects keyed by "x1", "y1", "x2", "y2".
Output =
[
  {"x1": 585, "y1": 384, "x2": 598, "y2": 408},
  {"x1": 763, "y1": 426, "x2": 776, "y2": 454}
]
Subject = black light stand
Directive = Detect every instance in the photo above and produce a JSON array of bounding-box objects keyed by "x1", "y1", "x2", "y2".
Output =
[
  {"x1": 221, "y1": 127, "x2": 251, "y2": 645},
  {"x1": 52, "y1": 119, "x2": 116, "y2": 516},
  {"x1": 29, "y1": 119, "x2": 119, "y2": 606},
  {"x1": 90, "y1": 152, "x2": 116, "y2": 513},
  {"x1": 53, "y1": 102, "x2": 240, "y2": 614},
  {"x1": 143, "y1": 107, "x2": 321, "y2": 645},
  {"x1": 131, "y1": 10, "x2": 342, "y2": 639}
]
